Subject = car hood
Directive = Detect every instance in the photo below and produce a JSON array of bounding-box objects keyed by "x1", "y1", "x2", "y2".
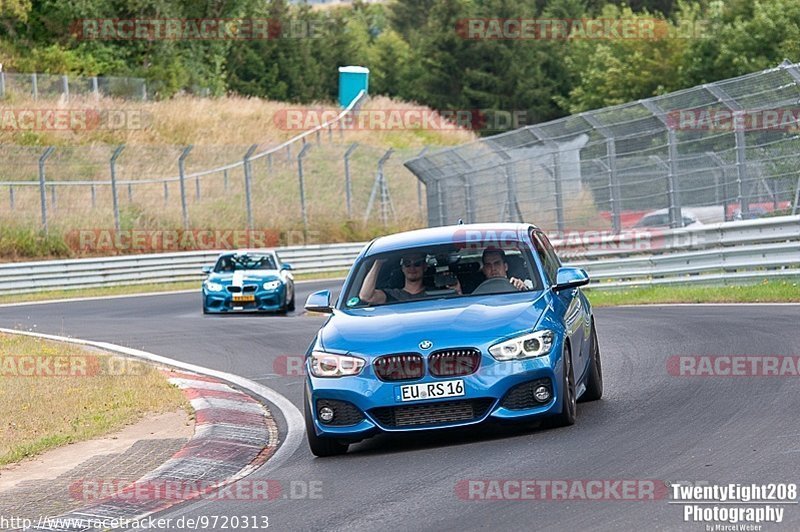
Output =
[
  {"x1": 320, "y1": 292, "x2": 549, "y2": 356},
  {"x1": 207, "y1": 270, "x2": 280, "y2": 284}
]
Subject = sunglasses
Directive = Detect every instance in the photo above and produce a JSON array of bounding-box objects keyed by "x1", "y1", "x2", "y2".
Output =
[{"x1": 401, "y1": 259, "x2": 426, "y2": 268}]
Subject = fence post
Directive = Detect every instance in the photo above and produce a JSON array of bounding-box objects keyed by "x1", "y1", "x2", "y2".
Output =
[
  {"x1": 328, "y1": 124, "x2": 333, "y2": 142},
  {"x1": 733, "y1": 125, "x2": 749, "y2": 217},
  {"x1": 61, "y1": 75, "x2": 69, "y2": 100},
  {"x1": 163, "y1": 182, "x2": 169, "y2": 206},
  {"x1": 606, "y1": 139, "x2": 621, "y2": 234},
  {"x1": 223, "y1": 169, "x2": 229, "y2": 192},
  {"x1": 315, "y1": 129, "x2": 321, "y2": 145},
  {"x1": 792, "y1": 174, "x2": 800, "y2": 216},
  {"x1": 267, "y1": 153, "x2": 272, "y2": 172},
  {"x1": 91, "y1": 184, "x2": 96, "y2": 209},
  {"x1": 706, "y1": 152, "x2": 730, "y2": 219},
  {"x1": 31, "y1": 73, "x2": 38, "y2": 100},
  {"x1": 37, "y1": 146, "x2": 55, "y2": 233},
  {"x1": 552, "y1": 153, "x2": 565, "y2": 233},
  {"x1": 142, "y1": 82, "x2": 147, "y2": 101},
  {"x1": 0, "y1": 71, "x2": 6, "y2": 99},
  {"x1": 464, "y1": 175, "x2": 473, "y2": 224},
  {"x1": 286, "y1": 144, "x2": 292, "y2": 165},
  {"x1": 178, "y1": 145, "x2": 193, "y2": 230},
  {"x1": 109, "y1": 145, "x2": 125, "y2": 233},
  {"x1": 297, "y1": 143, "x2": 313, "y2": 240},
  {"x1": 91, "y1": 77, "x2": 99, "y2": 99},
  {"x1": 243, "y1": 144, "x2": 258, "y2": 230},
  {"x1": 50, "y1": 185, "x2": 57, "y2": 210},
  {"x1": 705, "y1": 84, "x2": 749, "y2": 217},
  {"x1": 416, "y1": 146, "x2": 429, "y2": 218},
  {"x1": 365, "y1": 149, "x2": 394, "y2": 226},
  {"x1": 9, "y1": 185, "x2": 13, "y2": 210},
  {"x1": 437, "y1": 181, "x2": 445, "y2": 226},
  {"x1": 195, "y1": 174, "x2": 201, "y2": 201},
  {"x1": 665, "y1": 129, "x2": 683, "y2": 228},
  {"x1": 343, "y1": 143, "x2": 358, "y2": 218},
  {"x1": 641, "y1": 100, "x2": 683, "y2": 228}
]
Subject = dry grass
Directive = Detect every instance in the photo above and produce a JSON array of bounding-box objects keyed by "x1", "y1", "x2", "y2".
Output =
[
  {"x1": 0, "y1": 94, "x2": 474, "y2": 149},
  {"x1": 0, "y1": 333, "x2": 189, "y2": 465}
]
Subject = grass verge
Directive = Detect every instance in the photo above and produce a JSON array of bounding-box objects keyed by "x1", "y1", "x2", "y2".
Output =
[
  {"x1": 586, "y1": 280, "x2": 800, "y2": 307},
  {"x1": 0, "y1": 332, "x2": 190, "y2": 465}
]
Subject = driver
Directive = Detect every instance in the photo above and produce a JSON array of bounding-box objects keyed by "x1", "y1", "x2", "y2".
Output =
[
  {"x1": 482, "y1": 249, "x2": 531, "y2": 291},
  {"x1": 359, "y1": 252, "x2": 461, "y2": 304}
]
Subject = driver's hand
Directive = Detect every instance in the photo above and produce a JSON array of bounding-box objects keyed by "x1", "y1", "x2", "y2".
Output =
[
  {"x1": 448, "y1": 277, "x2": 462, "y2": 295},
  {"x1": 509, "y1": 277, "x2": 529, "y2": 291}
]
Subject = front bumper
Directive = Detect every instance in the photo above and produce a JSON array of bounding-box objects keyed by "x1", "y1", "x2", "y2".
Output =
[
  {"x1": 306, "y1": 341, "x2": 567, "y2": 439},
  {"x1": 203, "y1": 285, "x2": 286, "y2": 313}
]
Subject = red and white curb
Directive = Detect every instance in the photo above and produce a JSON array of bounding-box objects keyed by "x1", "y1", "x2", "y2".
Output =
[{"x1": 0, "y1": 328, "x2": 303, "y2": 532}]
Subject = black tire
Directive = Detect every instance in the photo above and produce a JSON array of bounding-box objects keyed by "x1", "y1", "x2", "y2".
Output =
[
  {"x1": 579, "y1": 321, "x2": 603, "y2": 402},
  {"x1": 202, "y1": 295, "x2": 209, "y2": 315},
  {"x1": 549, "y1": 343, "x2": 576, "y2": 427},
  {"x1": 287, "y1": 285, "x2": 296, "y2": 312},
  {"x1": 304, "y1": 389, "x2": 349, "y2": 457}
]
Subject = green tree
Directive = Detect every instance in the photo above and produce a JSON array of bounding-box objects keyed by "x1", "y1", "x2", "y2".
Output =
[{"x1": 558, "y1": 5, "x2": 689, "y2": 113}]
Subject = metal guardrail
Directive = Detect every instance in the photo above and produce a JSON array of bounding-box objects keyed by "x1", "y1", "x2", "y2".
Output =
[
  {"x1": 0, "y1": 243, "x2": 367, "y2": 295},
  {"x1": 0, "y1": 216, "x2": 798, "y2": 295}
]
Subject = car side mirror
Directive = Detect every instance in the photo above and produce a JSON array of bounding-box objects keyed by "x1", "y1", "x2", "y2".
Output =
[
  {"x1": 554, "y1": 267, "x2": 590, "y2": 291},
  {"x1": 305, "y1": 290, "x2": 332, "y2": 313},
  {"x1": 281, "y1": 263, "x2": 293, "y2": 271},
  {"x1": 201, "y1": 265, "x2": 213, "y2": 274}
]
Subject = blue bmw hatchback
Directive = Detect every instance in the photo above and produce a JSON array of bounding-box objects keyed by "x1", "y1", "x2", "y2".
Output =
[{"x1": 303, "y1": 224, "x2": 603, "y2": 456}]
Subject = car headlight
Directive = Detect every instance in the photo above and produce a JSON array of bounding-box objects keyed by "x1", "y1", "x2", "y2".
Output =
[
  {"x1": 263, "y1": 280, "x2": 281, "y2": 290},
  {"x1": 310, "y1": 351, "x2": 365, "y2": 378},
  {"x1": 489, "y1": 330, "x2": 554, "y2": 361},
  {"x1": 205, "y1": 281, "x2": 223, "y2": 292}
]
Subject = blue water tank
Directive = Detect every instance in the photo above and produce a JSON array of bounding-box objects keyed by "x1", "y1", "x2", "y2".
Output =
[{"x1": 338, "y1": 66, "x2": 369, "y2": 108}]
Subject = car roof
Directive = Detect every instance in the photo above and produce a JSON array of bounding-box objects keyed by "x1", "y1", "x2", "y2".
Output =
[
  {"x1": 217, "y1": 249, "x2": 278, "y2": 258},
  {"x1": 366, "y1": 223, "x2": 536, "y2": 255}
]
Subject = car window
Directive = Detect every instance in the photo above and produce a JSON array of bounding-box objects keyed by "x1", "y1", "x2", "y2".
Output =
[
  {"x1": 215, "y1": 254, "x2": 276, "y2": 272},
  {"x1": 531, "y1": 231, "x2": 560, "y2": 284},
  {"x1": 342, "y1": 242, "x2": 543, "y2": 308}
]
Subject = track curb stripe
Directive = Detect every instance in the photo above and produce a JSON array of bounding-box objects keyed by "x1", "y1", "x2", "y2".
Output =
[{"x1": 0, "y1": 327, "x2": 303, "y2": 532}]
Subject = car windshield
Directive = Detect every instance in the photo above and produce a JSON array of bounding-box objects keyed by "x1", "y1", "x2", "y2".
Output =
[
  {"x1": 215, "y1": 253, "x2": 276, "y2": 272},
  {"x1": 342, "y1": 243, "x2": 543, "y2": 308}
]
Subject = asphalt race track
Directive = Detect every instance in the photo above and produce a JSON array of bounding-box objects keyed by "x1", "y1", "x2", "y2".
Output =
[{"x1": 2, "y1": 284, "x2": 799, "y2": 530}]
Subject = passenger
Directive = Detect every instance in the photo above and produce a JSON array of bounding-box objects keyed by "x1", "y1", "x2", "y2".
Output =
[{"x1": 359, "y1": 252, "x2": 461, "y2": 304}]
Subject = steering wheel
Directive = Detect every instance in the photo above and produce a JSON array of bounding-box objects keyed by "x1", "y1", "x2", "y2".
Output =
[{"x1": 471, "y1": 276, "x2": 518, "y2": 295}]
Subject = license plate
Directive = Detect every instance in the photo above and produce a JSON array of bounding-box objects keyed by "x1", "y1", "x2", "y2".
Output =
[
  {"x1": 232, "y1": 295, "x2": 255, "y2": 303},
  {"x1": 398, "y1": 379, "x2": 465, "y2": 402}
]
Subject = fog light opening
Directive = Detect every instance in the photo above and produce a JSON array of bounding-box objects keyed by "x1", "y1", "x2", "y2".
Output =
[
  {"x1": 533, "y1": 385, "x2": 551, "y2": 403},
  {"x1": 319, "y1": 406, "x2": 335, "y2": 423}
]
